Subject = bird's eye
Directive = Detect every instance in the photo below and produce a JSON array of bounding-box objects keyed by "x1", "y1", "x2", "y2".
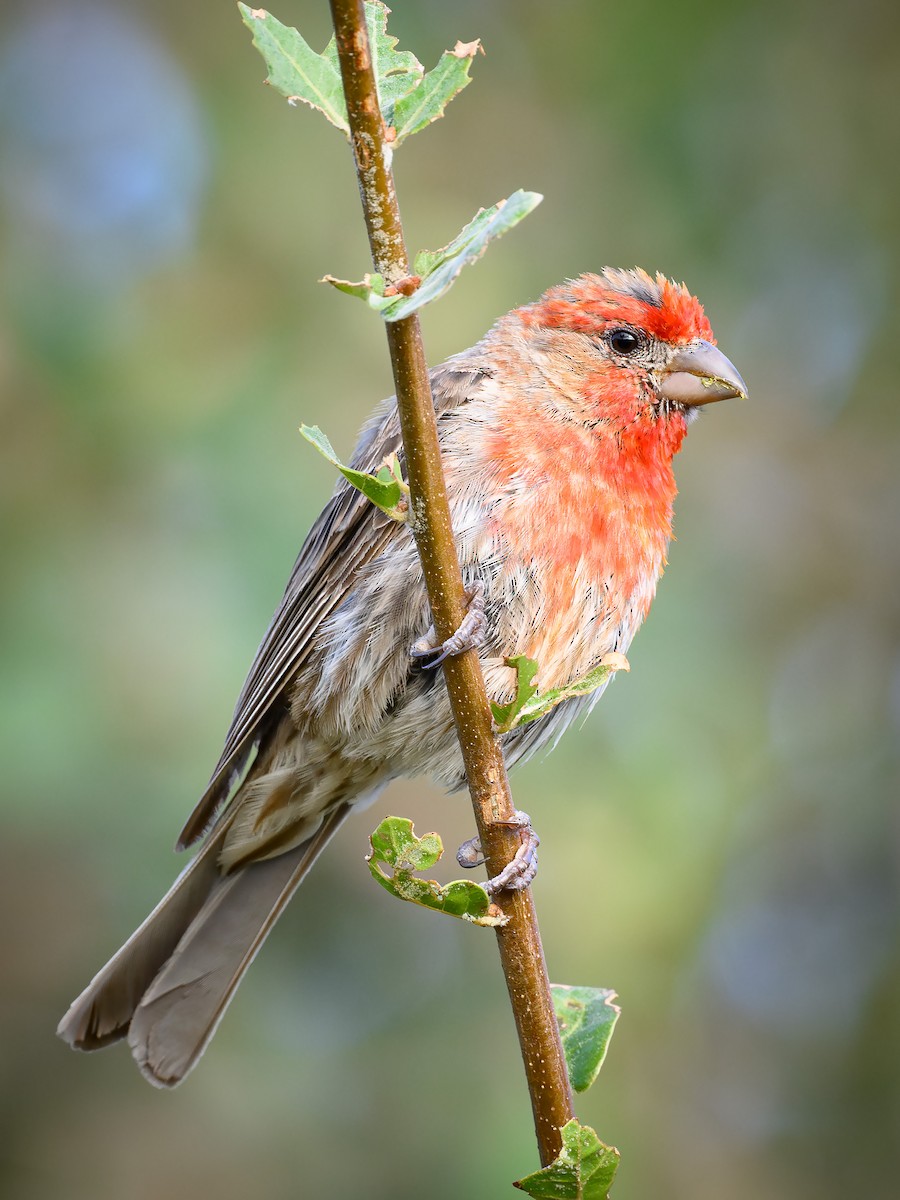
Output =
[{"x1": 607, "y1": 327, "x2": 643, "y2": 356}]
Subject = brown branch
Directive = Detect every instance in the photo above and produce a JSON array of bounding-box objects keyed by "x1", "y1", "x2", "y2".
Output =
[{"x1": 327, "y1": 0, "x2": 574, "y2": 1165}]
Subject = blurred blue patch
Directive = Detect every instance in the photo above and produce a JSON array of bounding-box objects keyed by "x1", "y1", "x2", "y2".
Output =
[
  {"x1": 729, "y1": 195, "x2": 886, "y2": 424},
  {"x1": 699, "y1": 835, "x2": 896, "y2": 1040},
  {"x1": 0, "y1": 2, "x2": 208, "y2": 291}
]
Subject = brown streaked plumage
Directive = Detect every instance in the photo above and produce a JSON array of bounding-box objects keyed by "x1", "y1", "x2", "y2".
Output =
[{"x1": 58, "y1": 268, "x2": 747, "y2": 1086}]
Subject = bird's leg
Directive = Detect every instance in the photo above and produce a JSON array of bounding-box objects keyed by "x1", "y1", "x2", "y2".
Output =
[
  {"x1": 410, "y1": 580, "x2": 486, "y2": 669},
  {"x1": 456, "y1": 810, "x2": 540, "y2": 895}
]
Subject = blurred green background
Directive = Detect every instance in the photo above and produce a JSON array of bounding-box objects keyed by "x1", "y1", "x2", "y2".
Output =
[{"x1": 2, "y1": 1, "x2": 898, "y2": 1197}]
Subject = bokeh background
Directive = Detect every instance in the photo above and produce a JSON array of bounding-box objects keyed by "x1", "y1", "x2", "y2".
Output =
[{"x1": 2, "y1": 1, "x2": 898, "y2": 1196}]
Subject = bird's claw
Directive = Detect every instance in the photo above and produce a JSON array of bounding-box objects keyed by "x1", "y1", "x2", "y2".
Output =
[
  {"x1": 456, "y1": 810, "x2": 540, "y2": 895},
  {"x1": 410, "y1": 581, "x2": 486, "y2": 669}
]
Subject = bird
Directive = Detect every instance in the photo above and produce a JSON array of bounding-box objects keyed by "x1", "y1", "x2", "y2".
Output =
[{"x1": 58, "y1": 267, "x2": 747, "y2": 1087}]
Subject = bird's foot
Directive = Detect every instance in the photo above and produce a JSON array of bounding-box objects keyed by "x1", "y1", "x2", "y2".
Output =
[
  {"x1": 410, "y1": 581, "x2": 486, "y2": 669},
  {"x1": 456, "y1": 810, "x2": 540, "y2": 895}
]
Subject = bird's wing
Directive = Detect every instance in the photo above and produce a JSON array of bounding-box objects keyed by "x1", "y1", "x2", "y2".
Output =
[{"x1": 177, "y1": 357, "x2": 491, "y2": 849}]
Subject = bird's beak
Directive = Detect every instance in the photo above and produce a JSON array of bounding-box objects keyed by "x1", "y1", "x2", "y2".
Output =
[{"x1": 659, "y1": 339, "x2": 748, "y2": 406}]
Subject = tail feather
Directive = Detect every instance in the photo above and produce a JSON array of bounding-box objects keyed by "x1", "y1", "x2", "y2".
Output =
[
  {"x1": 129, "y1": 807, "x2": 349, "y2": 1087},
  {"x1": 57, "y1": 827, "x2": 228, "y2": 1051},
  {"x1": 57, "y1": 805, "x2": 350, "y2": 1086}
]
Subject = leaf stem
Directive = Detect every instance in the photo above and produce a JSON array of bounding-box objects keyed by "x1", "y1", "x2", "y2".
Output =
[{"x1": 327, "y1": 0, "x2": 574, "y2": 1164}]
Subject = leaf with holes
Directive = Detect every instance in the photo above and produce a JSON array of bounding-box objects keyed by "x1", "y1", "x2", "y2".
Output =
[{"x1": 367, "y1": 817, "x2": 506, "y2": 927}]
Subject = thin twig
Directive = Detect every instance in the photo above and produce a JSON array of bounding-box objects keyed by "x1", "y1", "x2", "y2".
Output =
[{"x1": 327, "y1": 0, "x2": 574, "y2": 1165}]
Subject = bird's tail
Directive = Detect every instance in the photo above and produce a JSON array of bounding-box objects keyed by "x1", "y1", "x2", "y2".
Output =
[{"x1": 57, "y1": 805, "x2": 350, "y2": 1087}]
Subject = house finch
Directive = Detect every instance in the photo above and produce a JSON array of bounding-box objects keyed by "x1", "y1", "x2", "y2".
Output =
[{"x1": 58, "y1": 267, "x2": 747, "y2": 1086}]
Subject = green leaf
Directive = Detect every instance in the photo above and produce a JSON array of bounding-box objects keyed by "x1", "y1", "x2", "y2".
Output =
[
  {"x1": 551, "y1": 986, "x2": 621, "y2": 1094},
  {"x1": 299, "y1": 424, "x2": 408, "y2": 521},
  {"x1": 516, "y1": 653, "x2": 630, "y2": 724},
  {"x1": 323, "y1": 191, "x2": 543, "y2": 318},
  {"x1": 492, "y1": 652, "x2": 630, "y2": 733},
  {"x1": 491, "y1": 656, "x2": 540, "y2": 733},
  {"x1": 238, "y1": 4, "x2": 348, "y2": 132},
  {"x1": 369, "y1": 815, "x2": 442, "y2": 872},
  {"x1": 321, "y1": 272, "x2": 385, "y2": 302},
  {"x1": 362, "y1": 1, "x2": 423, "y2": 125},
  {"x1": 514, "y1": 1120, "x2": 620, "y2": 1199},
  {"x1": 239, "y1": 3, "x2": 477, "y2": 144},
  {"x1": 392, "y1": 40, "x2": 480, "y2": 144},
  {"x1": 366, "y1": 817, "x2": 507, "y2": 927},
  {"x1": 383, "y1": 191, "x2": 543, "y2": 320}
]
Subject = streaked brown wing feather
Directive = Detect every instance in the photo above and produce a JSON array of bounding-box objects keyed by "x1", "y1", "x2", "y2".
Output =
[{"x1": 178, "y1": 358, "x2": 490, "y2": 849}]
